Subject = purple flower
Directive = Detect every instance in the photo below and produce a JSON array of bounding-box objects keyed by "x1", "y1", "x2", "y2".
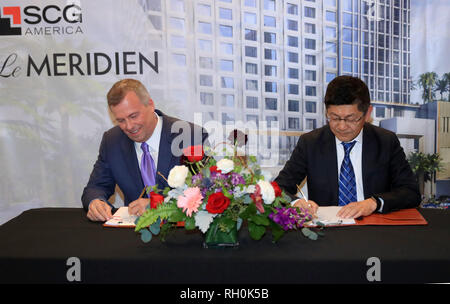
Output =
[
  {"x1": 269, "y1": 207, "x2": 312, "y2": 231},
  {"x1": 230, "y1": 173, "x2": 245, "y2": 186},
  {"x1": 192, "y1": 173, "x2": 203, "y2": 185}
]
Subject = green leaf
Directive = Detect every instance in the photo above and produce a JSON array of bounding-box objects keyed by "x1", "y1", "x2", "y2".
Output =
[
  {"x1": 184, "y1": 216, "x2": 196, "y2": 230},
  {"x1": 301, "y1": 227, "x2": 318, "y2": 241},
  {"x1": 269, "y1": 221, "x2": 285, "y2": 242},
  {"x1": 135, "y1": 203, "x2": 178, "y2": 231},
  {"x1": 248, "y1": 222, "x2": 266, "y2": 240},
  {"x1": 239, "y1": 203, "x2": 256, "y2": 220},
  {"x1": 250, "y1": 214, "x2": 270, "y2": 226},
  {"x1": 149, "y1": 217, "x2": 161, "y2": 235},
  {"x1": 222, "y1": 186, "x2": 233, "y2": 199},
  {"x1": 168, "y1": 208, "x2": 186, "y2": 222},
  {"x1": 139, "y1": 229, "x2": 152, "y2": 243}
]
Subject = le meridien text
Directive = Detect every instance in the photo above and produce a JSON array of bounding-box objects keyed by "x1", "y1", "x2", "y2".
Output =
[
  {"x1": 179, "y1": 288, "x2": 269, "y2": 301},
  {"x1": 25, "y1": 51, "x2": 158, "y2": 76}
]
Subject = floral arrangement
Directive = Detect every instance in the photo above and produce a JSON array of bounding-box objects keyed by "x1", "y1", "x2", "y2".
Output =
[{"x1": 135, "y1": 130, "x2": 321, "y2": 246}]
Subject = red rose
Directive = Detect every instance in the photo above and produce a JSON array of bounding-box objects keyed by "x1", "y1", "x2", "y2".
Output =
[
  {"x1": 206, "y1": 192, "x2": 230, "y2": 214},
  {"x1": 149, "y1": 192, "x2": 164, "y2": 209},
  {"x1": 183, "y1": 145, "x2": 204, "y2": 162},
  {"x1": 271, "y1": 181, "x2": 282, "y2": 197},
  {"x1": 209, "y1": 165, "x2": 221, "y2": 173}
]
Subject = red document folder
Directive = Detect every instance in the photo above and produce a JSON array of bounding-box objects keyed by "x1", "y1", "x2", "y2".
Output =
[{"x1": 355, "y1": 208, "x2": 428, "y2": 226}]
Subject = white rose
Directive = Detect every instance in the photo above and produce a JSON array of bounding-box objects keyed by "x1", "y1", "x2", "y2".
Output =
[
  {"x1": 216, "y1": 158, "x2": 234, "y2": 174},
  {"x1": 257, "y1": 180, "x2": 275, "y2": 204},
  {"x1": 167, "y1": 165, "x2": 189, "y2": 188}
]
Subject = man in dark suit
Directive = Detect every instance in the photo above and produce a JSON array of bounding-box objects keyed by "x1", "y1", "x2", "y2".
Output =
[
  {"x1": 275, "y1": 76, "x2": 420, "y2": 219},
  {"x1": 82, "y1": 79, "x2": 207, "y2": 221}
]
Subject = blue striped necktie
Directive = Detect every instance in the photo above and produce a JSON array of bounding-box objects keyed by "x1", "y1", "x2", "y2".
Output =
[{"x1": 338, "y1": 141, "x2": 357, "y2": 206}]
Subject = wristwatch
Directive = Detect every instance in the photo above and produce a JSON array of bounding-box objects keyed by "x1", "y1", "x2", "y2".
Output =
[{"x1": 371, "y1": 196, "x2": 382, "y2": 212}]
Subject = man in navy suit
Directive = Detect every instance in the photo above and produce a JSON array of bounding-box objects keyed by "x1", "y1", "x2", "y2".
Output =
[
  {"x1": 274, "y1": 76, "x2": 420, "y2": 219},
  {"x1": 82, "y1": 79, "x2": 208, "y2": 221}
]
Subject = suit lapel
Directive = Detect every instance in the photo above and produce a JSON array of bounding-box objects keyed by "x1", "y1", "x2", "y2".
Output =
[
  {"x1": 120, "y1": 133, "x2": 144, "y2": 191},
  {"x1": 361, "y1": 123, "x2": 376, "y2": 197},
  {"x1": 321, "y1": 126, "x2": 339, "y2": 203},
  {"x1": 156, "y1": 111, "x2": 179, "y2": 188}
]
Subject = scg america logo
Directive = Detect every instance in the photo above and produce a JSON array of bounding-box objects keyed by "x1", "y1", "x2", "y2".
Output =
[{"x1": 0, "y1": 4, "x2": 82, "y2": 36}]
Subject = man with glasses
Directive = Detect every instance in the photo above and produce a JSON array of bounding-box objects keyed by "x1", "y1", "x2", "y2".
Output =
[{"x1": 274, "y1": 76, "x2": 420, "y2": 218}]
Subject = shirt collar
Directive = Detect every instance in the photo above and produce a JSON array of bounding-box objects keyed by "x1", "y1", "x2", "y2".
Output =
[
  {"x1": 335, "y1": 128, "x2": 364, "y2": 146},
  {"x1": 136, "y1": 112, "x2": 162, "y2": 153}
]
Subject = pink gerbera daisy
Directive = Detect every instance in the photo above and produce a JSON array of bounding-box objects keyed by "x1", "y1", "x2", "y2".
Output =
[{"x1": 177, "y1": 187, "x2": 203, "y2": 217}]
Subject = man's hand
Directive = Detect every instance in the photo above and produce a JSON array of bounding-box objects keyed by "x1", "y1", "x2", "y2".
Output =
[
  {"x1": 128, "y1": 198, "x2": 150, "y2": 216},
  {"x1": 87, "y1": 199, "x2": 113, "y2": 222},
  {"x1": 293, "y1": 199, "x2": 319, "y2": 216},
  {"x1": 337, "y1": 198, "x2": 377, "y2": 219}
]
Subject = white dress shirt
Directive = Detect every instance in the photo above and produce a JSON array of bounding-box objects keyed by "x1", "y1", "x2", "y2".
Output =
[{"x1": 134, "y1": 112, "x2": 162, "y2": 170}]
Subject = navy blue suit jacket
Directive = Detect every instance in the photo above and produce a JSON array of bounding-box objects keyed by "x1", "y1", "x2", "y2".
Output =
[
  {"x1": 81, "y1": 110, "x2": 208, "y2": 211},
  {"x1": 274, "y1": 123, "x2": 420, "y2": 213}
]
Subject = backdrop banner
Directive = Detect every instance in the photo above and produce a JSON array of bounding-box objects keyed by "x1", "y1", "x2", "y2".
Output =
[{"x1": 0, "y1": 0, "x2": 449, "y2": 224}]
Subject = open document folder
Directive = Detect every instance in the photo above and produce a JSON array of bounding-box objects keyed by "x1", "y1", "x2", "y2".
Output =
[
  {"x1": 103, "y1": 207, "x2": 137, "y2": 228},
  {"x1": 308, "y1": 206, "x2": 428, "y2": 227},
  {"x1": 309, "y1": 206, "x2": 356, "y2": 226}
]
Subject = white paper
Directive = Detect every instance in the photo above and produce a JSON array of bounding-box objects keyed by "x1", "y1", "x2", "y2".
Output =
[
  {"x1": 104, "y1": 207, "x2": 137, "y2": 227},
  {"x1": 310, "y1": 206, "x2": 356, "y2": 226}
]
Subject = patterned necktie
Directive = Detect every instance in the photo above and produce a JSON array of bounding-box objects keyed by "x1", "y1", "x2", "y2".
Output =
[
  {"x1": 338, "y1": 141, "x2": 357, "y2": 206},
  {"x1": 140, "y1": 142, "x2": 156, "y2": 187}
]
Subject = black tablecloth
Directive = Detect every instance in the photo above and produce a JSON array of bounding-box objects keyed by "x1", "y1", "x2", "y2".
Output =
[{"x1": 0, "y1": 208, "x2": 449, "y2": 284}]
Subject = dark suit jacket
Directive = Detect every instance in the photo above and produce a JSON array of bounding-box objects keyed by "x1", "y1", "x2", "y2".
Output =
[
  {"x1": 81, "y1": 110, "x2": 208, "y2": 211},
  {"x1": 274, "y1": 123, "x2": 420, "y2": 213}
]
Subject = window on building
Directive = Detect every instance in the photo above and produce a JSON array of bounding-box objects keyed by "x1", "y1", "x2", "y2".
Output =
[
  {"x1": 221, "y1": 77, "x2": 234, "y2": 89},
  {"x1": 305, "y1": 118, "x2": 317, "y2": 130},
  {"x1": 304, "y1": 7, "x2": 315, "y2": 18},
  {"x1": 288, "y1": 84, "x2": 299, "y2": 95},
  {"x1": 220, "y1": 43, "x2": 233, "y2": 55},
  {"x1": 288, "y1": 117, "x2": 300, "y2": 130},
  {"x1": 200, "y1": 75, "x2": 213, "y2": 86},
  {"x1": 288, "y1": 100, "x2": 299, "y2": 112},
  {"x1": 199, "y1": 57, "x2": 213, "y2": 69},
  {"x1": 244, "y1": 12, "x2": 257, "y2": 25},
  {"x1": 264, "y1": 32, "x2": 276, "y2": 43},
  {"x1": 288, "y1": 68, "x2": 299, "y2": 79},
  {"x1": 305, "y1": 70, "x2": 316, "y2": 81},
  {"x1": 265, "y1": 98, "x2": 277, "y2": 110},
  {"x1": 287, "y1": 19, "x2": 298, "y2": 31},
  {"x1": 264, "y1": 65, "x2": 277, "y2": 77},
  {"x1": 200, "y1": 92, "x2": 213, "y2": 105},
  {"x1": 305, "y1": 38, "x2": 316, "y2": 50},
  {"x1": 246, "y1": 79, "x2": 258, "y2": 91},
  {"x1": 220, "y1": 25, "x2": 233, "y2": 37},
  {"x1": 265, "y1": 81, "x2": 277, "y2": 92},
  {"x1": 288, "y1": 36, "x2": 298, "y2": 47},
  {"x1": 245, "y1": 46, "x2": 257, "y2": 57},
  {"x1": 375, "y1": 107, "x2": 385, "y2": 118},
  {"x1": 246, "y1": 96, "x2": 258, "y2": 109},
  {"x1": 305, "y1": 101, "x2": 317, "y2": 113},
  {"x1": 305, "y1": 86, "x2": 316, "y2": 96},
  {"x1": 245, "y1": 29, "x2": 257, "y2": 41},
  {"x1": 264, "y1": 49, "x2": 277, "y2": 60},
  {"x1": 288, "y1": 52, "x2": 299, "y2": 63},
  {"x1": 221, "y1": 94, "x2": 234, "y2": 107},
  {"x1": 264, "y1": 16, "x2": 276, "y2": 27},
  {"x1": 287, "y1": 3, "x2": 298, "y2": 15},
  {"x1": 246, "y1": 63, "x2": 258, "y2": 74},
  {"x1": 219, "y1": 8, "x2": 232, "y2": 20},
  {"x1": 305, "y1": 23, "x2": 316, "y2": 34},
  {"x1": 326, "y1": 11, "x2": 336, "y2": 22},
  {"x1": 220, "y1": 60, "x2": 233, "y2": 72},
  {"x1": 305, "y1": 54, "x2": 316, "y2": 65}
]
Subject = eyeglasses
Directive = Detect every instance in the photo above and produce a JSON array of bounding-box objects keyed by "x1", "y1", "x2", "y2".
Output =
[{"x1": 326, "y1": 113, "x2": 365, "y2": 125}]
